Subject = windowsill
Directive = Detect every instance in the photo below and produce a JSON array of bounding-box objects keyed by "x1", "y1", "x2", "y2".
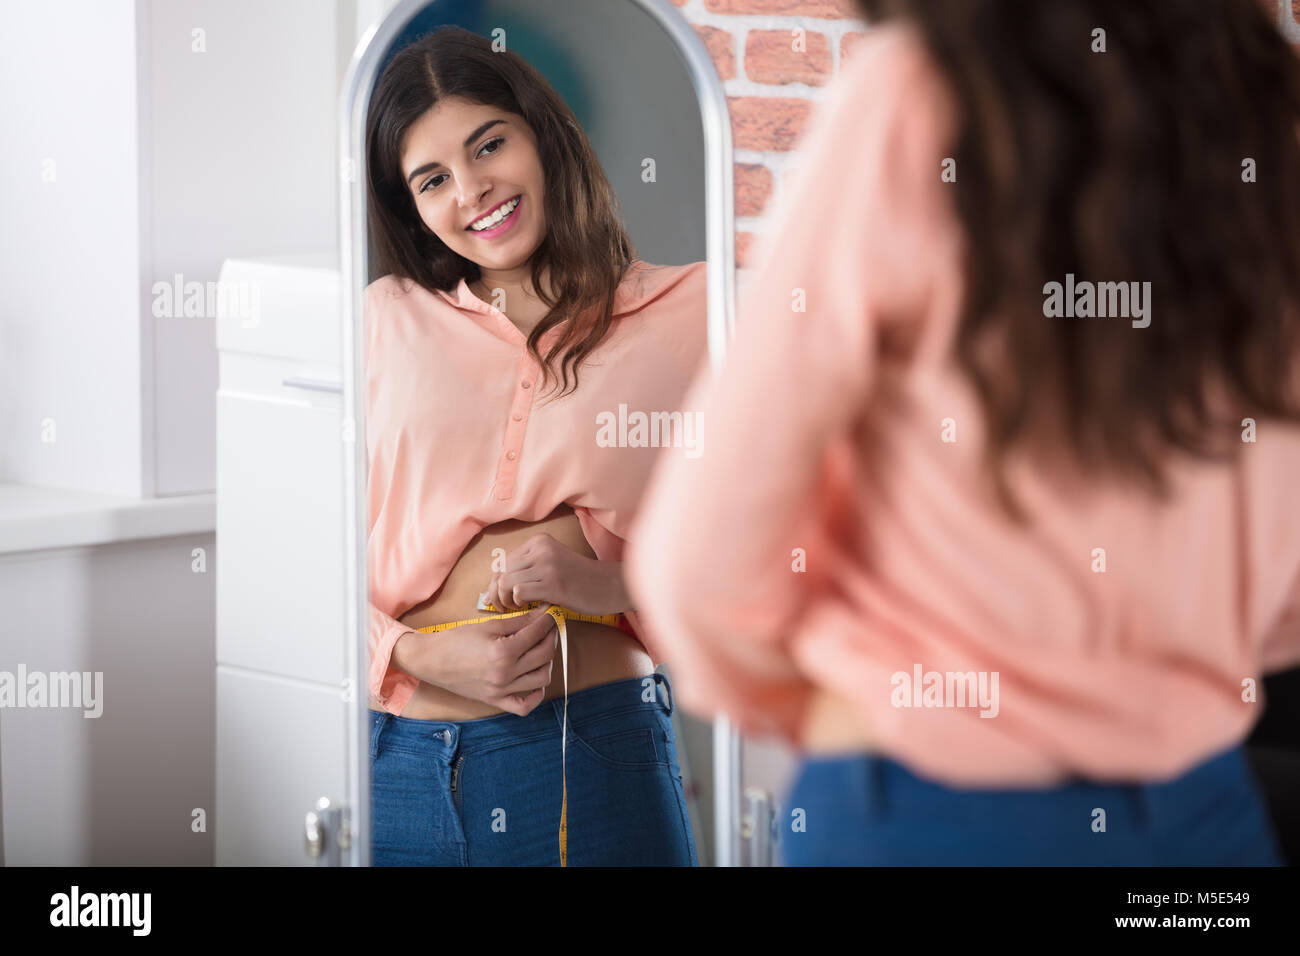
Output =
[{"x1": 0, "y1": 482, "x2": 216, "y2": 555}]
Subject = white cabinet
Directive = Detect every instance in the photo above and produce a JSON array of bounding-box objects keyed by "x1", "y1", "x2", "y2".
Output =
[
  {"x1": 214, "y1": 254, "x2": 351, "y2": 865},
  {"x1": 216, "y1": 392, "x2": 345, "y2": 683}
]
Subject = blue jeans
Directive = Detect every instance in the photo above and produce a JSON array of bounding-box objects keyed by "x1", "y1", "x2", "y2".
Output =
[
  {"x1": 782, "y1": 743, "x2": 1285, "y2": 865},
  {"x1": 370, "y1": 672, "x2": 697, "y2": 866}
]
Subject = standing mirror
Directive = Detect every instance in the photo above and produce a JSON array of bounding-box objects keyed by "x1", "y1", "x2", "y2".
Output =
[{"x1": 340, "y1": 0, "x2": 738, "y2": 865}]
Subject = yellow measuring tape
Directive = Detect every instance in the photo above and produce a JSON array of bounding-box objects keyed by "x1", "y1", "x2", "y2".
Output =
[{"x1": 415, "y1": 599, "x2": 623, "y2": 867}]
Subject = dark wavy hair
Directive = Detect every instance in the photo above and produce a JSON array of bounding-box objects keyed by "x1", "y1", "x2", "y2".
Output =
[
  {"x1": 366, "y1": 25, "x2": 634, "y2": 399},
  {"x1": 858, "y1": 0, "x2": 1300, "y2": 518}
]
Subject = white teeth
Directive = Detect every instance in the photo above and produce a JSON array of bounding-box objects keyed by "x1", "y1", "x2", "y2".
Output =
[{"x1": 470, "y1": 197, "x2": 519, "y2": 231}]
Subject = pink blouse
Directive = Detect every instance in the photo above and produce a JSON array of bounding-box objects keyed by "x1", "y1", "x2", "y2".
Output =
[
  {"x1": 624, "y1": 24, "x2": 1300, "y2": 787},
  {"x1": 366, "y1": 259, "x2": 709, "y2": 716}
]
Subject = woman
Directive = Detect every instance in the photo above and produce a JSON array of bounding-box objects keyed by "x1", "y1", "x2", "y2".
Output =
[
  {"x1": 625, "y1": 0, "x2": 1300, "y2": 865},
  {"x1": 364, "y1": 26, "x2": 704, "y2": 866}
]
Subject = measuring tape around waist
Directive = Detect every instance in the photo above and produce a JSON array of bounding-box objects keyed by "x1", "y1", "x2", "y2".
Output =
[{"x1": 415, "y1": 599, "x2": 625, "y2": 867}]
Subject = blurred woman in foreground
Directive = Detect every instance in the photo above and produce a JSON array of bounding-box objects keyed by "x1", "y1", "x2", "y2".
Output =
[{"x1": 625, "y1": 0, "x2": 1300, "y2": 865}]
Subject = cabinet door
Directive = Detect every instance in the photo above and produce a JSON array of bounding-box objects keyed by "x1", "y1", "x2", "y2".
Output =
[
  {"x1": 215, "y1": 387, "x2": 349, "y2": 864},
  {"x1": 216, "y1": 390, "x2": 344, "y2": 683},
  {"x1": 216, "y1": 668, "x2": 346, "y2": 866}
]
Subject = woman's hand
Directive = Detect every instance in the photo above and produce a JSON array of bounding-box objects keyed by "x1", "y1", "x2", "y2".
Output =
[
  {"x1": 391, "y1": 604, "x2": 559, "y2": 716},
  {"x1": 482, "y1": 533, "x2": 631, "y2": 616}
]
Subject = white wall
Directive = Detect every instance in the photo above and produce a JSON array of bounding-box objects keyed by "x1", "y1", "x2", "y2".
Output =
[
  {"x1": 0, "y1": 0, "x2": 363, "y2": 864},
  {"x1": 145, "y1": 0, "x2": 343, "y2": 496},
  {"x1": 0, "y1": 0, "x2": 348, "y2": 498},
  {"x1": 0, "y1": 0, "x2": 144, "y2": 496}
]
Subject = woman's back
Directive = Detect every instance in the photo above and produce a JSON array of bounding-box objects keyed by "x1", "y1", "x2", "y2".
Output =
[{"x1": 625, "y1": 19, "x2": 1300, "y2": 789}]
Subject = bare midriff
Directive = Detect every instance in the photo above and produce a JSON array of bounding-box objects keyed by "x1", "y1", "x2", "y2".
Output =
[
  {"x1": 797, "y1": 687, "x2": 877, "y2": 756},
  {"x1": 369, "y1": 503, "x2": 653, "y2": 721}
]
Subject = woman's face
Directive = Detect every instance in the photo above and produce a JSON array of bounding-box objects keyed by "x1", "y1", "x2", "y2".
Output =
[{"x1": 399, "y1": 97, "x2": 547, "y2": 272}]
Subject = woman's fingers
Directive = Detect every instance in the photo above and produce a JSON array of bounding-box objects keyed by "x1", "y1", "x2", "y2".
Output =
[
  {"x1": 491, "y1": 605, "x2": 556, "y2": 658},
  {"x1": 494, "y1": 570, "x2": 545, "y2": 610},
  {"x1": 501, "y1": 655, "x2": 554, "y2": 697},
  {"x1": 488, "y1": 535, "x2": 563, "y2": 609},
  {"x1": 494, "y1": 610, "x2": 558, "y2": 706},
  {"x1": 482, "y1": 573, "x2": 503, "y2": 612},
  {"x1": 494, "y1": 686, "x2": 545, "y2": 716},
  {"x1": 485, "y1": 570, "x2": 516, "y2": 610},
  {"x1": 484, "y1": 541, "x2": 535, "y2": 608},
  {"x1": 508, "y1": 576, "x2": 547, "y2": 609}
]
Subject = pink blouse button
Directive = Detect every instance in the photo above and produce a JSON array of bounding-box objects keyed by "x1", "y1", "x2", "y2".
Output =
[
  {"x1": 520, "y1": 380, "x2": 531, "y2": 389},
  {"x1": 512, "y1": 413, "x2": 523, "y2": 421},
  {"x1": 506, "y1": 450, "x2": 517, "y2": 460}
]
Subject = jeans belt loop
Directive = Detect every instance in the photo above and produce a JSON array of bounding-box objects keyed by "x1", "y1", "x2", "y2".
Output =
[
  {"x1": 865, "y1": 756, "x2": 888, "y2": 822},
  {"x1": 654, "y1": 672, "x2": 673, "y2": 717}
]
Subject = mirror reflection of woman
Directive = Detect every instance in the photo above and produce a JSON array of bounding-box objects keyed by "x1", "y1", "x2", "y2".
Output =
[{"x1": 364, "y1": 26, "x2": 704, "y2": 866}]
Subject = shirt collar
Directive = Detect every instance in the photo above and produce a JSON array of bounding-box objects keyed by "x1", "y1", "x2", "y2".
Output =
[{"x1": 434, "y1": 259, "x2": 651, "y2": 318}]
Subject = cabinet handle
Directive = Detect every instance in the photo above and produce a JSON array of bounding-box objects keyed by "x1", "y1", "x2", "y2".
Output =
[
  {"x1": 304, "y1": 796, "x2": 345, "y2": 865},
  {"x1": 743, "y1": 787, "x2": 775, "y2": 867},
  {"x1": 282, "y1": 376, "x2": 342, "y2": 394}
]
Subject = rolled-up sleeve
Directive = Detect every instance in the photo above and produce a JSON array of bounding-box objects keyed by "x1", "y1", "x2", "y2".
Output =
[{"x1": 369, "y1": 604, "x2": 418, "y2": 714}]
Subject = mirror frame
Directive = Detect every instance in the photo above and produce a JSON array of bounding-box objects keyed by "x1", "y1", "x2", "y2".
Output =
[{"x1": 338, "y1": 0, "x2": 738, "y2": 866}]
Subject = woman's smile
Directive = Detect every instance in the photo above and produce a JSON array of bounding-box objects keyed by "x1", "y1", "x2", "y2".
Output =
[{"x1": 466, "y1": 194, "x2": 523, "y2": 239}]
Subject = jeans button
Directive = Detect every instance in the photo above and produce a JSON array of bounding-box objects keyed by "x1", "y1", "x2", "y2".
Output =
[{"x1": 442, "y1": 729, "x2": 452, "y2": 745}]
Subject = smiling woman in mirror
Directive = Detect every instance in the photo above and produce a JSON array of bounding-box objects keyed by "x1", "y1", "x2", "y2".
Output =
[{"x1": 362, "y1": 25, "x2": 705, "y2": 866}]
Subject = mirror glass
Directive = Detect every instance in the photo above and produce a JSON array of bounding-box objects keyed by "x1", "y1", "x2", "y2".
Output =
[{"x1": 357, "y1": 1, "x2": 717, "y2": 866}]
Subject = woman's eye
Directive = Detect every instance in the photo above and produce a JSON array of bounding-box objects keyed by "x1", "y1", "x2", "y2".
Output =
[{"x1": 417, "y1": 137, "x2": 504, "y2": 195}]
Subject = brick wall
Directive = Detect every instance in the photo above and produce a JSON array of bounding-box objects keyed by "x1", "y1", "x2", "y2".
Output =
[
  {"x1": 666, "y1": 0, "x2": 868, "y2": 272},
  {"x1": 669, "y1": 0, "x2": 1300, "y2": 273}
]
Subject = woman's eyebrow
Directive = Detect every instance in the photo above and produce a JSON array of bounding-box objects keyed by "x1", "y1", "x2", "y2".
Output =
[{"x1": 406, "y1": 119, "x2": 506, "y2": 186}]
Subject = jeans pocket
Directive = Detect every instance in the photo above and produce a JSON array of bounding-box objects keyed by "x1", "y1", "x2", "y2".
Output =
[{"x1": 570, "y1": 708, "x2": 668, "y2": 770}]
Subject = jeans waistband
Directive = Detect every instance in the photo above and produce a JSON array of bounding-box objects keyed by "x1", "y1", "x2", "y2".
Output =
[
  {"x1": 369, "y1": 672, "x2": 672, "y2": 759},
  {"x1": 811, "y1": 741, "x2": 1255, "y2": 824}
]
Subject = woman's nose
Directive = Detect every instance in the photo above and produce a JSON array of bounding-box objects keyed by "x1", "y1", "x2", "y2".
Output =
[{"x1": 457, "y1": 178, "x2": 488, "y2": 209}]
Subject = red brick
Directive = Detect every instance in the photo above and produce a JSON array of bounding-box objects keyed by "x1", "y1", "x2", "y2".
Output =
[
  {"x1": 744, "y1": 29, "x2": 832, "y2": 85},
  {"x1": 707, "y1": 0, "x2": 861, "y2": 17},
  {"x1": 694, "y1": 25, "x2": 736, "y2": 81},
  {"x1": 841, "y1": 30, "x2": 868, "y2": 64},
  {"x1": 735, "y1": 163, "x2": 775, "y2": 217},
  {"x1": 728, "y1": 96, "x2": 814, "y2": 150}
]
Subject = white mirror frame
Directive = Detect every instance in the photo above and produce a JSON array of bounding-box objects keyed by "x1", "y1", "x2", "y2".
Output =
[{"x1": 338, "y1": 0, "x2": 738, "y2": 867}]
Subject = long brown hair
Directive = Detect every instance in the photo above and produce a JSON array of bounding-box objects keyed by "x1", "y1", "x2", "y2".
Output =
[
  {"x1": 366, "y1": 25, "x2": 634, "y2": 399},
  {"x1": 858, "y1": 0, "x2": 1300, "y2": 518}
]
